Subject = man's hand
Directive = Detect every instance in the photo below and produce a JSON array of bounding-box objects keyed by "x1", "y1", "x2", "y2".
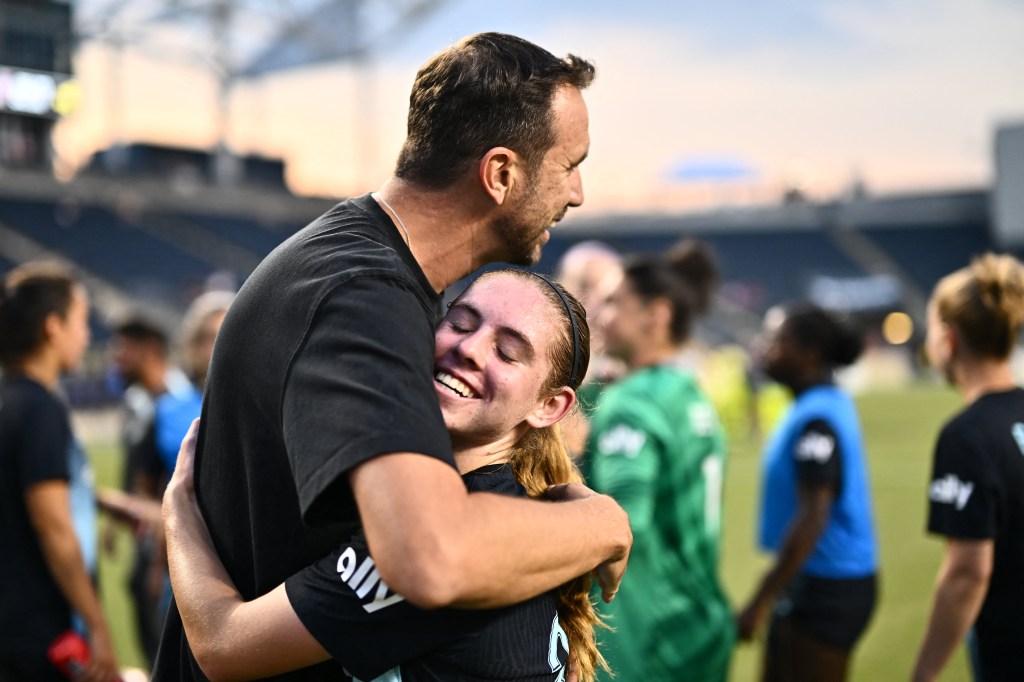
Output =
[
  {"x1": 544, "y1": 484, "x2": 632, "y2": 603},
  {"x1": 542, "y1": 482, "x2": 596, "y2": 502}
]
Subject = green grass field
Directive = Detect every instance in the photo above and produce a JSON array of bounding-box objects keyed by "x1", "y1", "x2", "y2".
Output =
[
  {"x1": 85, "y1": 383, "x2": 972, "y2": 680},
  {"x1": 722, "y1": 384, "x2": 969, "y2": 681}
]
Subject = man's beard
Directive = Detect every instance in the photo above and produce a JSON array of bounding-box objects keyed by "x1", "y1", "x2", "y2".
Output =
[
  {"x1": 492, "y1": 181, "x2": 558, "y2": 266},
  {"x1": 493, "y1": 212, "x2": 544, "y2": 266}
]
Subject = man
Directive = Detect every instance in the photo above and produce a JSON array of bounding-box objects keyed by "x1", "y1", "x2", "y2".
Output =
[
  {"x1": 156, "y1": 32, "x2": 631, "y2": 680},
  {"x1": 108, "y1": 317, "x2": 192, "y2": 665}
]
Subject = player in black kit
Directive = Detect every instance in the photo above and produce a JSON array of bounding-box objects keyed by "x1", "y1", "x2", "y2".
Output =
[
  {"x1": 163, "y1": 270, "x2": 607, "y2": 681},
  {"x1": 913, "y1": 253, "x2": 1024, "y2": 682}
]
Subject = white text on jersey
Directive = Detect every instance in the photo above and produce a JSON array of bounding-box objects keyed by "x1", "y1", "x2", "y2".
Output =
[
  {"x1": 336, "y1": 546, "x2": 406, "y2": 613},
  {"x1": 929, "y1": 474, "x2": 974, "y2": 511},
  {"x1": 795, "y1": 432, "x2": 835, "y2": 464}
]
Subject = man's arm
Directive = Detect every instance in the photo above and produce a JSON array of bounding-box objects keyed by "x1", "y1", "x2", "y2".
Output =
[
  {"x1": 26, "y1": 482, "x2": 119, "y2": 682},
  {"x1": 912, "y1": 539, "x2": 992, "y2": 682},
  {"x1": 350, "y1": 453, "x2": 631, "y2": 609}
]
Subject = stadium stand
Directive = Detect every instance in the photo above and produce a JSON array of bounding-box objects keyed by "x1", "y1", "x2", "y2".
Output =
[{"x1": 0, "y1": 157, "x2": 1008, "y2": 406}]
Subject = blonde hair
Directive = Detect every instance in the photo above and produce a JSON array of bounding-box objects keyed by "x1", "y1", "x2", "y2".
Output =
[
  {"x1": 933, "y1": 253, "x2": 1024, "y2": 360},
  {"x1": 472, "y1": 269, "x2": 608, "y2": 681}
]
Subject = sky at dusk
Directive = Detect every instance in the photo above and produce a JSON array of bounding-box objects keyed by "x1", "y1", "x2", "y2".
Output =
[{"x1": 55, "y1": 0, "x2": 1024, "y2": 214}]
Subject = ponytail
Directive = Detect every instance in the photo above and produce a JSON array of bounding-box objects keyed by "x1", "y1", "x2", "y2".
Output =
[
  {"x1": 933, "y1": 253, "x2": 1024, "y2": 360},
  {"x1": 510, "y1": 423, "x2": 609, "y2": 682}
]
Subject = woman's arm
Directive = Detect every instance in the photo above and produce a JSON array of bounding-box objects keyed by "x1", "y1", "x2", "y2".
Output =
[
  {"x1": 737, "y1": 482, "x2": 833, "y2": 640},
  {"x1": 163, "y1": 420, "x2": 329, "y2": 681},
  {"x1": 25, "y1": 481, "x2": 119, "y2": 682},
  {"x1": 911, "y1": 539, "x2": 992, "y2": 682}
]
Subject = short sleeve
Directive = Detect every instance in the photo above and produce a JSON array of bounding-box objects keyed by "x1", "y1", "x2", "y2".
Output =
[
  {"x1": 285, "y1": 537, "x2": 492, "y2": 680},
  {"x1": 927, "y1": 425, "x2": 995, "y2": 540},
  {"x1": 282, "y1": 275, "x2": 454, "y2": 527},
  {"x1": 588, "y1": 409, "x2": 661, "y2": 532},
  {"x1": 792, "y1": 419, "x2": 842, "y2": 489},
  {"x1": 17, "y1": 394, "x2": 71, "y2": 490}
]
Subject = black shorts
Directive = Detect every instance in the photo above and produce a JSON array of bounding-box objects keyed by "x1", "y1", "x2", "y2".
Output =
[{"x1": 771, "y1": 573, "x2": 877, "y2": 651}]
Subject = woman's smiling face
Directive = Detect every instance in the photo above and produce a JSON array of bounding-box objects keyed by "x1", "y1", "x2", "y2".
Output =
[{"x1": 432, "y1": 273, "x2": 561, "y2": 448}]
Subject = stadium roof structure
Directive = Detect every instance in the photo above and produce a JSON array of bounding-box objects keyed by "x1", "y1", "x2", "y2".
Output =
[{"x1": 74, "y1": 0, "x2": 447, "y2": 80}]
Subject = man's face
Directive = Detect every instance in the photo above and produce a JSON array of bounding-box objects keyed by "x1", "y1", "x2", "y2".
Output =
[
  {"x1": 496, "y1": 85, "x2": 590, "y2": 265},
  {"x1": 110, "y1": 336, "x2": 146, "y2": 385}
]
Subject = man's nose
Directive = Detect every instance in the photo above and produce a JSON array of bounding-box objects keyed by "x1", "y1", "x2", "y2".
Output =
[{"x1": 568, "y1": 168, "x2": 584, "y2": 208}]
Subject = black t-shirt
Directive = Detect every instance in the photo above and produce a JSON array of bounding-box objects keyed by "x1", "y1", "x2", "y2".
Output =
[
  {"x1": 286, "y1": 464, "x2": 570, "y2": 682},
  {"x1": 927, "y1": 388, "x2": 1024, "y2": 681},
  {"x1": 793, "y1": 418, "x2": 843, "y2": 489},
  {"x1": 0, "y1": 376, "x2": 75, "y2": 678},
  {"x1": 154, "y1": 195, "x2": 455, "y2": 681}
]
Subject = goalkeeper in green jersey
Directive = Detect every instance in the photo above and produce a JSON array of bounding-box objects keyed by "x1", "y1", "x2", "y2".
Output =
[{"x1": 587, "y1": 241, "x2": 735, "y2": 681}]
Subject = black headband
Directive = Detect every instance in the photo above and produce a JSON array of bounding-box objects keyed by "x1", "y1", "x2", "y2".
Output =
[{"x1": 528, "y1": 272, "x2": 584, "y2": 389}]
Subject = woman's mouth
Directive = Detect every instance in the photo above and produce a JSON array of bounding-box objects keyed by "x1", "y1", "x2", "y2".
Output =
[{"x1": 435, "y1": 371, "x2": 478, "y2": 398}]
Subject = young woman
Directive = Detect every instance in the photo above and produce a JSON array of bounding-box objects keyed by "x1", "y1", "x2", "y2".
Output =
[
  {"x1": 585, "y1": 248, "x2": 734, "y2": 681},
  {"x1": 0, "y1": 262, "x2": 119, "y2": 682},
  {"x1": 163, "y1": 269, "x2": 607, "y2": 681},
  {"x1": 913, "y1": 253, "x2": 1024, "y2": 682},
  {"x1": 737, "y1": 303, "x2": 878, "y2": 682}
]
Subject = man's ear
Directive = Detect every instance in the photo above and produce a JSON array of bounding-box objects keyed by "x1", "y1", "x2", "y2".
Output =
[
  {"x1": 479, "y1": 147, "x2": 525, "y2": 206},
  {"x1": 526, "y1": 387, "x2": 576, "y2": 430}
]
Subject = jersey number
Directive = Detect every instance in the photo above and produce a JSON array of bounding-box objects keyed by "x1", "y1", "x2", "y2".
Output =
[{"x1": 702, "y1": 455, "x2": 723, "y2": 536}]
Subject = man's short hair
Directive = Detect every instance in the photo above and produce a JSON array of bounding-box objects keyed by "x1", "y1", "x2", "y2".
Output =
[
  {"x1": 115, "y1": 316, "x2": 169, "y2": 355},
  {"x1": 395, "y1": 32, "x2": 595, "y2": 189}
]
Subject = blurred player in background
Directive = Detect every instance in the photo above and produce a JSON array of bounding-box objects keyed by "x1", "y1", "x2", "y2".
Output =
[
  {"x1": 738, "y1": 303, "x2": 878, "y2": 682},
  {"x1": 586, "y1": 246, "x2": 734, "y2": 681},
  {"x1": 107, "y1": 317, "x2": 191, "y2": 665},
  {"x1": 913, "y1": 253, "x2": 1024, "y2": 682},
  {"x1": 553, "y1": 240, "x2": 623, "y2": 460},
  {"x1": 101, "y1": 290, "x2": 236, "y2": 642},
  {"x1": 0, "y1": 262, "x2": 118, "y2": 681}
]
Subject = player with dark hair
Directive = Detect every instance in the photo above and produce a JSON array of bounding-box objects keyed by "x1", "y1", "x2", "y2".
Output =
[
  {"x1": 0, "y1": 262, "x2": 118, "y2": 681},
  {"x1": 154, "y1": 32, "x2": 631, "y2": 681},
  {"x1": 108, "y1": 315, "x2": 192, "y2": 665},
  {"x1": 586, "y1": 244, "x2": 735, "y2": 681},
  {"x1": 913, "y1": 253, "x2": 1024, "y2": 682},
  {"x1": 738, "y1": 303, "x2": 878, "y2": 682},
  {"x1": 163, "y1": 270, "x2": 606, "y2": 681}
]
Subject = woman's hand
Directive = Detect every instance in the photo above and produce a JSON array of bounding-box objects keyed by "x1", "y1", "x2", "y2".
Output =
[
  {"x1": 163, "y1": 418, "x2": 200, "y2": 545},
  {"x1": 165, "y1": 418, "x2": 200, "y2": 499}
]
